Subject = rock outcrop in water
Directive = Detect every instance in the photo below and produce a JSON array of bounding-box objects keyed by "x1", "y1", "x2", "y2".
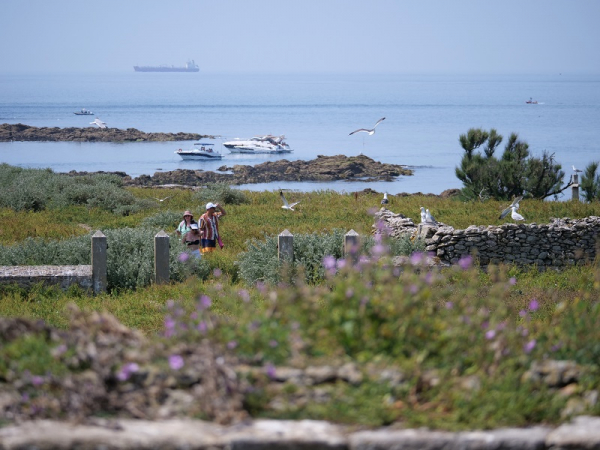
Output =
[
  {"x1": 73, "y1": 154, "x2": 412, "y2": 186},
  {"x1": 0, "y1": 123, "x2": 211, "y2": 142}
]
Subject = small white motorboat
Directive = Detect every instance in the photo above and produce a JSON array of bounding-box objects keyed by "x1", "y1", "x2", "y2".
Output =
[
  {"x1": 175, "y1": 143, "x2": 223, "y2": 160},
  {"x1": 74, "y1": 108, "x2": 94, "y2": 115}
]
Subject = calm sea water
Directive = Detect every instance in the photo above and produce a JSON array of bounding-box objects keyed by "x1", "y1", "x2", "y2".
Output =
[{"x1": 1, "y1": 72, "x2": 599, "y2": 195}]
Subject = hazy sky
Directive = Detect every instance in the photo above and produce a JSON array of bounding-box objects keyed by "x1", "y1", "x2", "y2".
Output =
[{"x1": 1, "y1": 0, "x2": 599, "y2": 74}]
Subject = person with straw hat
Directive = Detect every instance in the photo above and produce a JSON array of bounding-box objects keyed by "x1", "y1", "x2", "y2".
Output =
[{"x1": 176, "y1": 210, "x2": 197, "y2": 238}]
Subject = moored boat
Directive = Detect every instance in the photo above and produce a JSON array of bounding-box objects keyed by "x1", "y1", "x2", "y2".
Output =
[
  {"x1": 74, "y1": 108, "x2": 94, "y2": 115},
  {"x1": 223, "y1": 135, "x2": 292, "y2": 154},
  {"x1": 175, "y1": 143, "x2": 223, "y2": 160},
  {"x1": 134, "y1": 60, "x2": 199, "y2": 73}
]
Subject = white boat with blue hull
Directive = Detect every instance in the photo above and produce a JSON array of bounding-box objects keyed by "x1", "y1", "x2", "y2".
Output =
[{"x1": 175, "y1": 143, "x2": 223, "y2": 160}]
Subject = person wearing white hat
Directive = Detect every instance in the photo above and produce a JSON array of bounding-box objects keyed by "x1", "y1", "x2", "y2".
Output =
[
  {"x1": 199, "y1": 202, "x2": 226, "y2": 253},
  {"x1": 182, "y1": 223, "x2": 202, "y2": 258}
]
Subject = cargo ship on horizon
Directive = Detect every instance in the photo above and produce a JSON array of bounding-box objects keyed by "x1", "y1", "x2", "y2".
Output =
[{"x1": 133, "y1": 60, "x2": 199, "y2": 73}]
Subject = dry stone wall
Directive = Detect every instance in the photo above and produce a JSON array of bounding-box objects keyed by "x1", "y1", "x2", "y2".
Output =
[
  {"x1": 0, "y1": 265, "x2": 93, "y2": 291},
  {"x1": 375, "y1": 209, "x2": 600, "y2": 268}
]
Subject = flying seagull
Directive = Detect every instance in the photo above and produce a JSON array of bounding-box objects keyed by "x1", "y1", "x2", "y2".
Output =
[
  {"x1": 511, "y1": 206, "x2": 525, "y2": 222},
  {"x1": 280, "y1": 190, "x2": 300, "y2": 211},
  {"x1": 381, "y1": 192, "x2": 389, "y2": 205},
  {"x1": 154, "y1": 196, "x2": 171, "y2": 202},
  {"x1": 572, "y1": 165, "x2": 583, "y2": 174},
  {"x1": 90, "y1": 118, "x2": 107, "y2": 129},
  {"x1": 499, "y1": 196, "x2": 523, "y2": 219},
  {"x1": 349, "y1": 117, "x2": 386, "y2": 136},
  {"x1": 426, "y1": 209, "x2": 438, "y2": 225}
]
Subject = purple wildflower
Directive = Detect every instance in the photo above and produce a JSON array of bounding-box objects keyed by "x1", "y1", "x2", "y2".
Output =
[
  {"x1": 485, "y1": 330, "x2": 496, "y2": 340},
  {"x1": 371, "y1": 244, "x2": 387, "y2": 256},
  {"x1": 168, "y1": 355, "x2": 184, "y2": 370},
  {"x1": 410, "y1": 252, "x2": 424, "y2": 266},
  {"x1": 345, "y1": 288, "x2": 354, "y2": 298},
  {"x1": 213, "y1": 268, "x2": 222, "y2": 278},
  {"x1": 458, "y1": 255, "x2": 473, "y2": 270},
  {"x1": 528, "y1": 299, "x2": 539, "y2": 311},
  {"x1": 178, "y1": 252, "x2": 189, "y2": 263},
  {"x1": 164, "y1": 315, "x2": 176, "y2": 337},
  {"x1": 238, "y1": 289, "x2": 251, "y2": 302},
  {"x1": 197, "y1": 321, "x2": 207, "y2": 333},
  {"x1": 198, "y1": 295, "x2": 212, "y2": 310},
  {"x1": 409, "y1": 284, "x2": 419, "y2": 294},
  {"x1": 227, "y1": 340, "x2": 238, "y2": 349},
  {"x1": 265, "y1": 362, "x2": 276, "y2": 379},
  {"x1": 509, "y1": 277, "x2": 517, "y2": 285},
  {"x1": 117, "y1": 362, "x2": 139, "y2": 381},
  {"x1": 269, "y1": 340, "x2": 278, "y2": 348},
  {"x1": 445, "y1": 301, "x2": 453, "y2": 309},
  {"x1": 524, "y1": 339, "x2": 536, "y2": 354},
  {"x1": 336, "y1": 258, "x2": 347, "y2": 270},
  {"x1": 519, "y1": 310, "x2": 528, "y2": 317},
  {"x1": 322, "y1": 255, "x2": 336, "y2": 270},
  {"x1": 31, "y1": 375, "x2": 45, "y2": 386}
]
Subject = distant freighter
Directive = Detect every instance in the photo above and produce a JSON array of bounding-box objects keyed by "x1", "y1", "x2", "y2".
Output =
[{"x1": 133, "y1": 60, "x2": 199, "y2": 73}]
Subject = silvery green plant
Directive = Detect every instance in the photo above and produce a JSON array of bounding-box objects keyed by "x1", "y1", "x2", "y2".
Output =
[
  {"x1": 192, "y1": 182, "x2": 249, "y2": 206},
  {"x1": 0, "y1": 227, "x2": 210, "y2": 291}
]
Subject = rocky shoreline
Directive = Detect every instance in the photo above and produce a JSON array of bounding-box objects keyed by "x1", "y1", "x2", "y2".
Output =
[
  {"x1": 0, "y1": 123, "x2": 212, "y2": 142},
  {"x1": 68, "y1": 154, "x2": 413, "y2": 186}
]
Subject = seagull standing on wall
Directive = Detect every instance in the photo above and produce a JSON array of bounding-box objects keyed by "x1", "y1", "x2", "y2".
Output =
[
  {"x1": 511, "y1": 206, "x2": 525, "y2": 222},
  {"x1": 426, "y1": 209, "x2": 438, "y2": 225},
  {"x1": 381, "y1": 192, "x2": 389, "y2": 205},
  {"x1": 420, "y1": 207, "x2": 427, "y2": 224},
  {"x1": 349, "y1": 117, "x2": 386, "y2": 136},
  {"x1": 280, "y1": 190, "x2": 300, "y2": 211},
  {"x1": 499, "y1": 196, "x2": 523, "y2": 220}
]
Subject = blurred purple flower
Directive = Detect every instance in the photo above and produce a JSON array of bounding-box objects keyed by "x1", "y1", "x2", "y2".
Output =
[
  {"x1": 509, "y1": 277, "x2": 517, "y2": 285},
  {"x1": 178, "y1": 252, "x2": 189, "y2": 263},
  {"x1": 117, "y1": 362, "x2": 139, "y2": 381},
  {"x1": 269, "y1": 340, "x2": 278, "y2": 348},
  {"x1": 197, "y1": 321, "x2": 207, "y2": 333},
  {"x1": 256, "y1": 281, "x2": 267, "y2": 293},
  {"x1": 168, "y1": 355, "x2": 184, "y2": 370},
  {"x1": 481, "y1": 321, "x2": 489, "y2": 329},
  {"x1": 374, "y1": 233, "x2": 383, "y2": 243},
  {"x1": 322, "y1": 255, "x2": 336, "y2": 270},
  {"x1": 198, "y1": 295, "x2": 212, "y2": 310},
  {"x1": 445, "y1": 301, "x2": 453, "y2": 309},
  {"x1": 31, "y1": 375, "x2": 45, "y2": 386},
  {"x1": 485, "y1": 330, "x2": 496, "y2": 340},
  {"x1": 524, "y1": 339, "x2": 536, "y2": 354},
  {"x1": 238, "y1": 289, "x2": 251, "y2": 302},
  {"x1": 166, "y1": 299, "x2": 175, "y2": 309},
  {"x1": 265, "y1": 362, "x2": 276, "y2": 379},
  {"x1": 529, "y1": 299, "x2": 539, "y2": 311},
  {"x1": 227, "y1": 340, "x2": 238, "y2": 349},
  {"x1": 497, "y1": 321, "x2": 507, "y2": 331},
  {"x1": 371, "y1": 244, "x2": 387, "y2": 256},
  {"x1": 345, "y1": 288, "x2": 354, "y2": 298},
  {"x1": 336, "y1": 258, "x2": 347, "y2": 269},
  {"x1": 410, "y1": 252, "x2": 424, "y2": 266},
  {"x1": 519, "y1": 310, "x2": 528, "y2": 317},
  {"x1": 409, "y1": 284, "x2": 419, "y2": 294},
  {"x1": 458, "y1": 255, "x2": 473, "y2": 270},
  {"x1": 164, "y1": 316, "x2": 176, "y2": 337},
  {"x1": 424, "y1": 272, "x2": 433, "y2": 285},
  {"x1": 213, "y1": 268, "x2": 222, "y2": 278},
  {"x1": 190, "y1": 311, "x2": 198, "y2": 320}
]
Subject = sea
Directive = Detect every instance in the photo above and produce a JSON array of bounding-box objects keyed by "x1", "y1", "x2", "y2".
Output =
[{"x1": 1, "y1": 72, "x2": 599, "y2": 195}]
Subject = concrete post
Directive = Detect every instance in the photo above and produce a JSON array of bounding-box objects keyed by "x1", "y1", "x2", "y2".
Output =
[
  {"x1": 572, "y1": 174, "x2": 580, "y2": 201},
  {"x1": 154, "y1": 230, "x2": 170, "y2": 285},
  {"x1": 91, "y1": 231, "x2": 107, "y2": 295},
  {"x1": 344, "y1": 229, "x2": 360, "y2": 263},
  {"x1": 278, "y1": 229, "x2": 294, "y2": 263}
]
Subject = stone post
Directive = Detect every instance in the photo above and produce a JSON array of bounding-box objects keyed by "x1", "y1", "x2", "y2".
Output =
[
  {"x1": 572, "y1": 174, "x2": 580, "y2": 201},
  {"x1": 344, "y1": 229, "x2": 360, "y2": 263},
  {"x1": 278, "y1": 229, "x2": 294, "y2": 263},
  {"x1": 154, "y1": 230, "x2": 170, "y2": 285},
  {"x1": 91, "y1": 231, "x2": 107, "y2": 295}
]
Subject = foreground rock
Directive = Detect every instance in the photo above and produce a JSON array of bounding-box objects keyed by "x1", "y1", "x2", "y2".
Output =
[
  {"x1": 101, "y1": 154, "x2": 411, "y2": 186},
  {"x1": 0, "y1": 123, "x2": 211, "y2": 142},
  {"x1": 3, "y1": 417, "x2": 600, "y2": 449}
]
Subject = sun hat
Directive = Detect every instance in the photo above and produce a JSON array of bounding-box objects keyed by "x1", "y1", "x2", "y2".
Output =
[
  {"x1": 206, "y1": 202, "x2": 217, "y2": 210},
  {"x1": 190, "y1": 223, "x2": 199, "y2": 230},
  {"x1": 183, "y1": 210, "x2": 193, "y2": 217}
]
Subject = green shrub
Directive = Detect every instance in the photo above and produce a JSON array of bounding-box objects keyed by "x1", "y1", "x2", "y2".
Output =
[
  {"x1": 141, "y1": 210, "x2": 182, "y2": 231},
  {"x1": 192, "y1": 183, "x2": 249, "y2": 206}
]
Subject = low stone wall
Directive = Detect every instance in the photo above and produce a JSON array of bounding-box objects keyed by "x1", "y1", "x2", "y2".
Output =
[
  {"x1": 376, "y1": 210, "x2": 600, "y2": 268},
  {"x1": 1, "y1": 416, "x2": 600, "y2": 449},
  {"x1": 0, "y1": 265, "x2": 93, "y2": 291}
]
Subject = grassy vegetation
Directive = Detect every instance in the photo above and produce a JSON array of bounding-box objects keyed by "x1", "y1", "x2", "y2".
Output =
[{"x1": 2, "y1": 174, "x2": 600, "y2": 430}]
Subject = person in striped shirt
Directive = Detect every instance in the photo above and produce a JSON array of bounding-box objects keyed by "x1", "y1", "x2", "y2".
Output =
[{"x1": 199, "y1": 202, "x2": 226, "y2": 253}]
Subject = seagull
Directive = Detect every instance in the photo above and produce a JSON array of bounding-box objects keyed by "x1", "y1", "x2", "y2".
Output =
[
  {"x1": 90, "y1": 118, "x2": 107, "y2": 129},
  {"x1": 426, "y1": 209, "x2": 438, "y2": 225},
  {"x1": 280, "y1": 190, "x2": 300, "y2": 211},
  {"x1": 499, "y1": 196, "x2": 523, "y2": 219},
  {"x1": 381, "y1": 192, "x2": 389, "y2": 205},
  {"x1": 511, "y1": 206, "x2": 524, "y2": 222},
  {"x1": 154, "y1": 196, "x2": 171, "y2": 202},
  {"x1": 420, "y1": 207, "x2": 427, "y2": 223},
  {"x1": 349, "y1": 117, "x2": 386, "y2": 136},
  {"x1": 572, "y1": 165, "x2": 583, "y2": 174}
]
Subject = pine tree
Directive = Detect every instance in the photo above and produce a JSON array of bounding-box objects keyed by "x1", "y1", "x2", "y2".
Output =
[{"x1": 580, "y1": 162, "x2": 600, "y2": 202}]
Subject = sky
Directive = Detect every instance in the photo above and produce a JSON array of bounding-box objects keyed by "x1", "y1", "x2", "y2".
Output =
[{"x1": 1, "y1": 0, "x2": 599, "y2": 74}]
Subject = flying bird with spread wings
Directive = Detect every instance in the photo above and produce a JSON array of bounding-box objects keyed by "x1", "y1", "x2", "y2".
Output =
[
  {"x1": 349, "y1": 117, "x2": 386, "y2": 136},
  {"x1": 154, "y1": 196, "x2": 171, "y2": 202},
  {"x1": 280, "y1": 190, "x2": 300, "y2": 211},
  {"x1": 90, "y1": 118, "x2": 107, "y2": 129}
]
